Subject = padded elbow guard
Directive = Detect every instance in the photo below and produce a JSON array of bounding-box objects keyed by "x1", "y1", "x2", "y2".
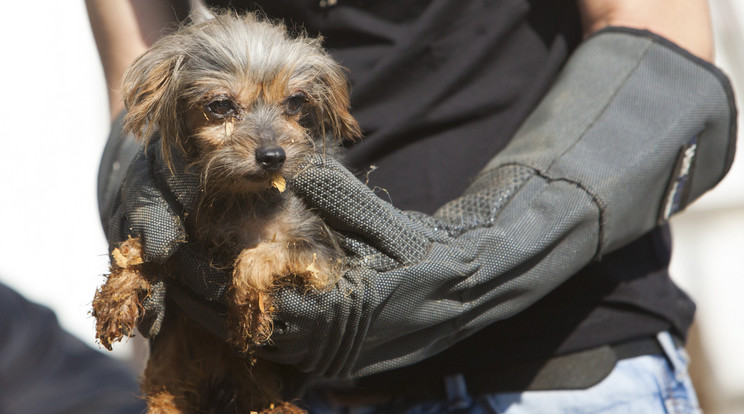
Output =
[{"x1": 490, "y1": 27, "x2": 737, "y2": 255}]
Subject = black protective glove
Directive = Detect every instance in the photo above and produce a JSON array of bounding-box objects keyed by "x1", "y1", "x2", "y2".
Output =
[
  {"x1": 254, "y1": 28, "x2": 738, "y2": 378},
  {"x1": 99, "y1": 28, "x2": 736, "y2": 378}
]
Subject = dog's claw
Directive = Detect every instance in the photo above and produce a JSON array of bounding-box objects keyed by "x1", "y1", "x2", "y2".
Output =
[
  {"x1": 96, "y1": 325, "x2": 128, "y2": 350},
  {"x1": 92, "y1": 302, "x2": 138, "y2": 351}
]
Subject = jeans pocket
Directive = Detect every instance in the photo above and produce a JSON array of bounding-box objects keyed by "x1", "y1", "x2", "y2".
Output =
[{"x1": 656, "y1": 332, "x2": 702, "y2": 414}]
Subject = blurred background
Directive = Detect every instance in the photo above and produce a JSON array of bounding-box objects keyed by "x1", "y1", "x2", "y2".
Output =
[{"x1": 0, "y1": 1, "x2": 741, "y2": 412}]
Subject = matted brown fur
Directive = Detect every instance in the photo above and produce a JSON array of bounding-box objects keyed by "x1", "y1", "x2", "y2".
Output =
[{"x1": 92, "y1": 11, "x2": 360, "y2": 413}]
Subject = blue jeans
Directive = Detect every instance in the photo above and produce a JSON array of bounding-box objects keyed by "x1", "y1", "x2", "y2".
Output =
[{"x1": 305, "y1": 332, "x2": 701, "y2": 414}]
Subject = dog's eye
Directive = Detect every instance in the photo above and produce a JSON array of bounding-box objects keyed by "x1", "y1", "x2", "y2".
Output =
[
  {"x1": 285, "y1": 93, "x2": 308, "y2": 116},
  {"x1": 205, "y1": 99, "x2": 237, "y2": 119}
]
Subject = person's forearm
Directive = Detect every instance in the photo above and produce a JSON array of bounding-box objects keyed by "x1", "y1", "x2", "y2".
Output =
[
  {"x1": 577, "y1": 0, "x2": 713, "y2": 61},
  {"x1": 85, "y1": 0, "x2": 190, "y2": 119},
  {"x1": 261, "y1": 28, "x2": 737, "y2": 378}
]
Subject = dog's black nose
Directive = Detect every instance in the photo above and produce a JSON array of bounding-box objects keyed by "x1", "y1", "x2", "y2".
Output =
[{"x1": 255, "y1": 147, "x2": 286, "y2": 171}]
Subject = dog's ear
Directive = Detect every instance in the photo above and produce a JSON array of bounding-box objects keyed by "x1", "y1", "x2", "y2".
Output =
[
  {"x1": 310, "y1": 58, "x2": 362, "y2": 143},
  {"x1": 121, "y1": 40, "x2": 185, "y2": 165}
]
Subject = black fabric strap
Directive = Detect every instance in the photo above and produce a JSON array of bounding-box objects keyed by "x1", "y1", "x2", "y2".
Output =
[{"x1": 335, "y1": 335, "x2": 678, "y2": 404}]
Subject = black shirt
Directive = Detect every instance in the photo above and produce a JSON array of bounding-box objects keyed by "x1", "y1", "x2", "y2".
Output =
[{"x1": 207, "y1": 0, "x2": 695, "y2": 384}]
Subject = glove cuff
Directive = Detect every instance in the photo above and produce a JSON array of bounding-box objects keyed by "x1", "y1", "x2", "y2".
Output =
[
  {"x1": 490, "y1": 27, "x2": 737, "y2": 255},
  {"x1": 98, "y1": 112, "x2": 140, "y2": 238}
]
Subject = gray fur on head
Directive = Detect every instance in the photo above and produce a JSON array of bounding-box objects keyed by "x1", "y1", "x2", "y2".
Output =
[{"x1": 121, "y1": 10, "x2": 360, "y2": 166}]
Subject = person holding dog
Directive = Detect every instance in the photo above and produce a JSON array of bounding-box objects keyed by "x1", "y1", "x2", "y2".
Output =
[{"x1": 87, "y1": 0, "x2": 736, "y2": 412}]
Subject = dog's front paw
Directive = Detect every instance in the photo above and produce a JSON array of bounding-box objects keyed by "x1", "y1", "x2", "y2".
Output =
[
  {"x1": 287, "y1": 248, "x2": 342, "y2": 291},
  {"x1": 227, "y1": 290, "x2": 274, "y2": 353},
  {"x1": 228, "y1": 243, "x2": 286, "y2": 352},
  {"x1": 93, "y1": 237, "x2": 151, "y2": 350},
  {"x1": 92, "y1": 267, "x2": 146, "y2": 350},
  {"x1": 227, "y1": 242, "x2": 342, "y2": 353}
]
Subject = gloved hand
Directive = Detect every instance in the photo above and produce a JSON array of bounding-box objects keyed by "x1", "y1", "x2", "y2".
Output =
[
  {"x1": 102, "y1": 128, "x2": 207, "y2": 338},
  {"x1": 99, "y1": 28, "x2": 736, "y2": 378},
  {"x1": 253, "y1": 28, "x2": 737, "y2": 378}
]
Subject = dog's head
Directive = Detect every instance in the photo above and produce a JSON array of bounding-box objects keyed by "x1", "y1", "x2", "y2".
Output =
[{"x1": 122, "y1": 11, "x2": 360, "y2": 193}]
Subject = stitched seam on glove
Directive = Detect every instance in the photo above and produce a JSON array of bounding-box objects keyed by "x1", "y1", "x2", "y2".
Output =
[{"x1": 526, "y1": 164, "x2": 607, "y2": 260}]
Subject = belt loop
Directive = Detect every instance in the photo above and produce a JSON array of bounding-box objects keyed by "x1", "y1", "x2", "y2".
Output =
[
  {"x1": 444, "y1": 374, "x2": 472, "y2": 410},
  {"x1": 657, "y1": 331, "x2": 688, "y2": 381}
]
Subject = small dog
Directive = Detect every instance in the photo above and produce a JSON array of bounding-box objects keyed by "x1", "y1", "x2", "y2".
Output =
[{"x1": 92, "y1": 11, "x2": 360, "y2": 413}]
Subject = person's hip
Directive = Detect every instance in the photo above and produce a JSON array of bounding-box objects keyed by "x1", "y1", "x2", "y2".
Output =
[{"x1": 304, "y1": 332, "x2": 701, "y2": 414}]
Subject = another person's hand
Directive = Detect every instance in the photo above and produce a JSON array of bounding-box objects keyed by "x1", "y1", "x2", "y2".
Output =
[
  {"x1": 85, "y1": 0, "x2": 190, "y2": 118},
  {"x1": 577, "y1": 0, "x2": 714, "y2": 61}
]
